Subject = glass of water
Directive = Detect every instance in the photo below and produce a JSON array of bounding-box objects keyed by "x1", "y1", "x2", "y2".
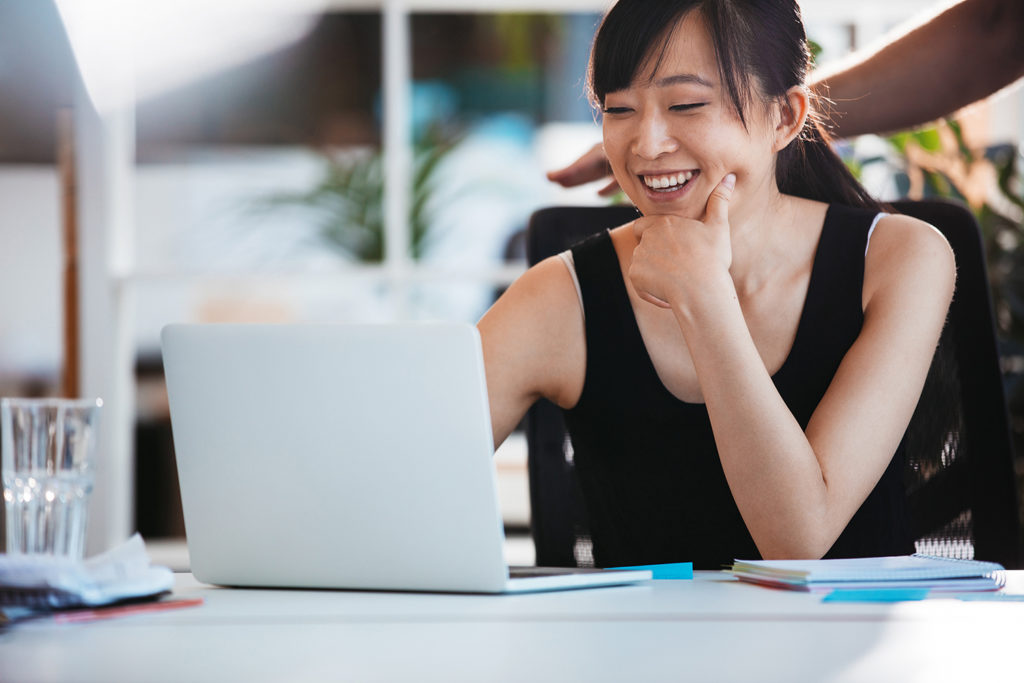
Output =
[{"x1": 2, "y1": 397, "x2": 103, "y2": 559}]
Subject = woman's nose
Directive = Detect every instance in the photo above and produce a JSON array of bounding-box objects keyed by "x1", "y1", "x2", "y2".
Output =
[{"x1": 631, "y1": 112, "x2": 678, "y2": 159}]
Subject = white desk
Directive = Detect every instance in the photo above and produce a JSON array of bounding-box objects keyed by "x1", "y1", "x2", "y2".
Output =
[{"x1": 3, "y1": 571, "x2": 1023, "y2": 682}]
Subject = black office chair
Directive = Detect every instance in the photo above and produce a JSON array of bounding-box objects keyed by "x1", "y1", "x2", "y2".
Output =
[{"x1": 523, "y1": 199, "x2": 1023, "y2": 569}]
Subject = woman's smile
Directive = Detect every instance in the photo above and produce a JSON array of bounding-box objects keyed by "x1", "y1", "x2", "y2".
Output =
[{"x1": 640, "y1": 169, "x2": 701, "y2": 202}]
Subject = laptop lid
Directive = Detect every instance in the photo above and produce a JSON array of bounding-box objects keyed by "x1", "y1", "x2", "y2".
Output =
[
  {"x1": 162, "y1": 322, "x2": 516, "y2": 592},
  {"x1": 162, "y1": 322, "x2": 651, "y2": 593}
]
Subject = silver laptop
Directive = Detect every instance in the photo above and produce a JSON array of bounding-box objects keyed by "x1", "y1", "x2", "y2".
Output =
[{"x1": 160, "y1": 322, "x2": 651, "y2": 593}]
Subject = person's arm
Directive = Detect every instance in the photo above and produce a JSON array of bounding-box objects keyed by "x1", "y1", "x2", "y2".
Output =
[
  {"x1": 630, "y1": 187, "x2": 956, "y2": 558},
  {"x1": 810, "y1": 0, "x2": 1024, "y2": 138},
  {"x1": 545, "y1": 143, "x2": 621, "y2": 196},
  {"x1": 477, "y1": 256, "x2": 586, "y2": 449}
]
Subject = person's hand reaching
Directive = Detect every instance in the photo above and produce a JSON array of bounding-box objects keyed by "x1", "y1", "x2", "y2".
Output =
[{"x1": 546, "y1": 143, "x2": 621, "y2": 197}]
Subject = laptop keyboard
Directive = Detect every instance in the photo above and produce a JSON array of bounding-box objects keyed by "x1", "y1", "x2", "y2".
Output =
[{"x1": 509, "y1": 566, "x2": 602, "y2": 579}]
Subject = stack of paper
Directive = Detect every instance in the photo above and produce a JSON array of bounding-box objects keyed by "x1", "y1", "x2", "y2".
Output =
[
  {"x1": 0, "y1": 533, "x2": 174, "y2": 609},
  {"x1": 730, "y1": 554, "x2": 1005, "y2": 592}
]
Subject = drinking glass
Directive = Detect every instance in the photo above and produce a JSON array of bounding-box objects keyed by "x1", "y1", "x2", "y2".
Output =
[{"x1": 1, "y1": 397, "x2": 103, "y2": 559}]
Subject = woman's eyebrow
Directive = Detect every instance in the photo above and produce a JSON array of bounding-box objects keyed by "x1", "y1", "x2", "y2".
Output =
[{"x1": 654, "y1": 73, "x2": 713, "y2": 88}]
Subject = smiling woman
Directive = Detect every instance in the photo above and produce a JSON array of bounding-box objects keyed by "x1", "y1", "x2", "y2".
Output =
[
  {"x1": 478, "y1": 0, "x2": 957, "y2": 570},
  {"x1": 592, "y1": 0, "x2": 880, "y2": 219}
]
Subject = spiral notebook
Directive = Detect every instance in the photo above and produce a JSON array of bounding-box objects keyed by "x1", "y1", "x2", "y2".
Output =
[{"x1": 730, "y1": 554, "x2": 1006, "y2": 592}]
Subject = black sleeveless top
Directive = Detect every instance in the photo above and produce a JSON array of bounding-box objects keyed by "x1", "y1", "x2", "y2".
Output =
[{"x1": 562, "y1": 204, "x2": 914, "y2": 569}]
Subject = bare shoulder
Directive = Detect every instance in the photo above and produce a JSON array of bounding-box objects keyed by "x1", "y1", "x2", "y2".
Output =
[
  {"x1": 484, "y1": 254, "x2": 583, "y2": 341},
  {"x1": 863, "y1": 212, "x2": 956, "y2": 307},
  {"x1": 869, "y1": 212, "x2": 953, "y2": 253},
  {"x1": 506, "y1": 253, "x2": 581, "y2": 309},
  {"x1": 477, "y1": 253, "x2": 586, "y2": 408}
]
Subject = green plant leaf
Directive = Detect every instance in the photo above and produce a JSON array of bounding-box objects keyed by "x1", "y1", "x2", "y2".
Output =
[
  {"x1": 946, "y1": 118, "x2": 975, "y2": 164},
  {"x1": 911, "y1": 128, "x2": 942, "y2": 153},
  {"x1": 807, "y1": 38, "x2": 823, "y2": 65},
  {"x1": 887, "y1": 132, "x2": 910, "y2": 156},
  {"x1": 994, "y1": 146, "x2": 1024, "y2": 212},
  {"x1": 843, "y1": 158, "x2": 863, "y2": 181},
  {"x1": 253, "y1": 124, "x2": 462, "y2": 263}
]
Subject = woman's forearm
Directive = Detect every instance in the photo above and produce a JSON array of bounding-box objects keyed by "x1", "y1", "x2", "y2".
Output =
[{"x1": 671, "y1": 282, "x2": 835, "y2": 558}]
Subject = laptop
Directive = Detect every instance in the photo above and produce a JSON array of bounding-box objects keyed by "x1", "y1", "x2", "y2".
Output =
[{"x1": 160, "y1": 322, "x2": 651, "y2": 593}]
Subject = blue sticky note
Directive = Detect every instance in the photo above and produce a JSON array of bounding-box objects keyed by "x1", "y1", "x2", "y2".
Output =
[
  {"x1": 823, "y1": 588, "x2": 929, "y2": 602},
  {"x1": 953, "y1": 593, "x2": 1024, "y2": 602},
  {"x1": 610, "y1": 562, "x2": 693, "y2": 580}
]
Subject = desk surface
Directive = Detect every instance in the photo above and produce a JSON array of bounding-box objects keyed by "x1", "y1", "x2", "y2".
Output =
[{"x1": 3, "y1": 571, "x2": 1023, "y2": 682}]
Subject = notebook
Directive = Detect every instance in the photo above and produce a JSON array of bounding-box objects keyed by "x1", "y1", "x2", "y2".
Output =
[
  {"x1": 730, "y1": 554, "x2": 1006, "y2": 592},
  {"x1": 160, "y1": 322, "x2": 651, "y2": 593}
]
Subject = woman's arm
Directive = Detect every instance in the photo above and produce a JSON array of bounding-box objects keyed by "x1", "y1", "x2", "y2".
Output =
[
  {"x1": 477, "y1": 255, "x2": 586, "y2": 449},
  {"x1": 630, "y1": 182, "x2": 955, "y2": 557},
  {"x1": 680, "y1": 216, "x2": 954, "y2": 558}
]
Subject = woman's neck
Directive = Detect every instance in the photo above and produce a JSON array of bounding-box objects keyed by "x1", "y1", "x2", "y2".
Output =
[{"x1": 727, "y1": 187, "x2": 811, "y2": 299}]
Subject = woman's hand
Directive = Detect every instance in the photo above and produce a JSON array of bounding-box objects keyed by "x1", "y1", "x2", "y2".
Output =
[
  {"x1": 628, "y1": 173, "x2": 736, "y2": 309},
  {"x1": 546, "y1": 143, "x2": 621, "y2": 197}
]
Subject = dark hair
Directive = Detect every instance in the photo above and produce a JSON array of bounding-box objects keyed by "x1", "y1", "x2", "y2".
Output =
[{"x1": 588, "y1": 0, "x2": 883, "y2": 211}]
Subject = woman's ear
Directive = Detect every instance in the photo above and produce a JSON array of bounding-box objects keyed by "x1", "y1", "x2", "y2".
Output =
[{"x1": 773, "y1": 86, "x2": 809, "y2": 152}]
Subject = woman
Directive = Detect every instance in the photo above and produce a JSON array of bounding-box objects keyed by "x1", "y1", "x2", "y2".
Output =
[{"x1": 478, "y1": 0, "x2": 955, "y2": 569}]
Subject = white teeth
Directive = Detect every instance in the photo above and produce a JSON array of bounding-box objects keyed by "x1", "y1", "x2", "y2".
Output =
[{"x1": 643, "y1": 171, "x2": 696, "y2": 190}]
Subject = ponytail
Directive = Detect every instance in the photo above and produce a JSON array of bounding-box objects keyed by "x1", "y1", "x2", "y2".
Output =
[{"x1": 776, "y1": 116, "x2": 886, "y2": 212}]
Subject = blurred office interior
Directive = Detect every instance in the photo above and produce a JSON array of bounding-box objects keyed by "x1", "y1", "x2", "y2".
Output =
[{"x1": 0, "y1": 0, "x2": 1021, "y2": 564}]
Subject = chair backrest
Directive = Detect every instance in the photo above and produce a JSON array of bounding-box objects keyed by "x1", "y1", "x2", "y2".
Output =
[{"x1": 524, "y1": 200, "x2": 1022, "y2": 569}]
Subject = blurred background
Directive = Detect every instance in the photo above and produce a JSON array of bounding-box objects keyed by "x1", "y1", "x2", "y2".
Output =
[{"x1": 0, "y1": 0, "x2": 1021, "y2": 564}]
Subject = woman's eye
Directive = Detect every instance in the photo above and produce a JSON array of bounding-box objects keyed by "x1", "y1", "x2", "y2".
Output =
[
  {"x1": 670, "y1": 103, "x2": 707, "y2": 112},
  {"x1": 602, "y1": 106, "x2": 632, "y2": 115}
]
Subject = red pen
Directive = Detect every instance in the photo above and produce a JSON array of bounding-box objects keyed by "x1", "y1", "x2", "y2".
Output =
[{"x1": 53, "y1": 597, "x2": 204, "y2": 624}]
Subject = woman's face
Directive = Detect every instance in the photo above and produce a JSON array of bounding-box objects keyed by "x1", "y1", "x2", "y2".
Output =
[{"x1": 601, "y1": 12, "x2": 778, "y2": 219}]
